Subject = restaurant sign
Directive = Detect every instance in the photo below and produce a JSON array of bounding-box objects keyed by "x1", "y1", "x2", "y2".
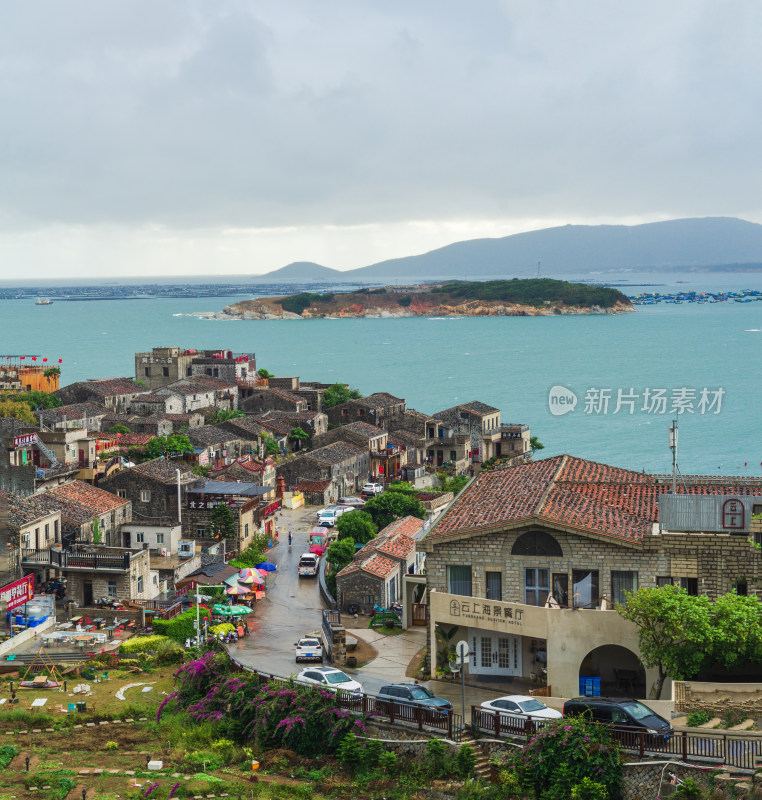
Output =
[
  {"x1": 13, "y1": 434, "x2": 36, "y2": 449},
  {"x1": 448, "y1": 597, "x2": 524, "y2": 628},
  {"x1": 0, "y1": 575, "x2": 35, "y2": 612}
]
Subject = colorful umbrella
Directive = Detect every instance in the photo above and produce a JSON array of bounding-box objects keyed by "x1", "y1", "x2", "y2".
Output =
[
  {"x1": 227, "y1": 605, "x2": 254, "y2": 615},
  {"x1": 225, "y1": 585, "x2": 251, "y2": 596},
  {"x1": 213, "y1": 604, "x2": 236, "y2": 616},
  {"x1": 257, "y1": 569, "x2": 269, "y2": 577},
  {"x1": 223, "y1": 574, "x2": 240, "y2": 587},
  {"x1": 256, "y1": 561, "x2": 277, "y2": 572},
  {"x1": 238, "y1": 568, "x2": 265, "y2": 585}
]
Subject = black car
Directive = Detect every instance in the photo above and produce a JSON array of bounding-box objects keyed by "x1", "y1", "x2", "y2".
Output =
[
  {"x1": 563, "y1": 697, "x2": 672, "y2": 742},
  {"x1": 376, "y1": 683, "x2": 453, "y2": 713}
]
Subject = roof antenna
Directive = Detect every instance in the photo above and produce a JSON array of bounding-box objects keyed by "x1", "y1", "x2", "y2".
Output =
[{"x1": 668, "y1": 419, "x2": 678, "y2": 493}]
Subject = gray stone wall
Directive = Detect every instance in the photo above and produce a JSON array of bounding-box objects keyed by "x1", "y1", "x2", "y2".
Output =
[{"x1": 335, "y1": 569, "x2": 385, "y2": 613}]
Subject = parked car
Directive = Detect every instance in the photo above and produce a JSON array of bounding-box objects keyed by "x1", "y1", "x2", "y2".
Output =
[
  {"x1": 315, "y1": 504, "x2": 347, "y2": 521},
  {"x1": 376, "y1": 683, "x2": 453, "y2": 713},
  {"x1": 337, "y1": 496, "x2": 366, "y2": 508},
  {"x1": 294, "y1": 636, "x2": 323, "y2": 663},
  {"x1": 480, "y1": 695, "x2": 562, "y2": 724},
  {"x1": 361, "y1": 482, "x2": 384, "y2": 497},
  {"x1": 298, "y1": 553, "x2": 320, "y2": 577},
  {"x1": 317, "y1": 506, "x2": 355, "y2": 527},
  {"x1": 296, "y1": 666, "x2": 363, "y2": 697},
  {"x1": 563, "y1": 697, "x2": 672, "y2": 742}
]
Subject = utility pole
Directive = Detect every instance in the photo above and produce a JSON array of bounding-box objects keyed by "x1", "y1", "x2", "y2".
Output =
[{"x1": 668, "y1": 419, "x2": 678, "y2": 493}]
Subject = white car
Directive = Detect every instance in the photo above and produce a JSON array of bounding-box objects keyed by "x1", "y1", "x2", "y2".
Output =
[
  {"x1": 316, "y1": 504, "x2": 347, "y2": 521},
  {"x1": 317, "y1": 507, "x2": 355, "y2": 527},
  {"x1": 480, "y1": 695, "x2": 563, "y2": 723},
  {"x1": 361, "y1": 483, "x2": 384, "y2": 496},
  {"x1": 337, "y1": 496, "x2": 366, "y2": 508},
  {"x1": 296, "y1": 666, "x2": 363, "y2": 696},
  {"x1": 294, "y1": 636, "x2": 323, "y2": 663}
]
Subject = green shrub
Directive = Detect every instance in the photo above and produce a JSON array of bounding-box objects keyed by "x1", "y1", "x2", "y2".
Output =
[
  {"x1": 424, "y1": 738, "x2": 449, "y2": 779},
  {"x1": 119, "y1": 634, "x2": 170, "y2": 653},
  {"x1": 155, "y1": 639, "x2": 185, "y2": 665},
  {"x1": 674, "y1": 776, "x2": 705, "y2": 799},
  {"x1": 104, "y1": 740, "x2": 118, "y2": 752},
  {"x1": 182, "y1": 750, "x2": 223, "y2": 772},
  {"x1": 377, "y1": 750, "x2": 398, "y2": 776},
  {"x1": 336, "y1": 732, "x2": 364, "y2": 772},
  {"x1": 571, "y1": 776, "x2": 609, "y2": 800},
  {"x1": 455, "y1": 743, "x2": 477, "y2": 779},
  {"x1": 0, "y1": 744, "x2": 18, "y2": 768},
  {"x1": 397, "y1": 295, "x2": 412, "y2": 307},
  {"x1": 686, "y1": 710, "x2": 711, "y2": 727}
]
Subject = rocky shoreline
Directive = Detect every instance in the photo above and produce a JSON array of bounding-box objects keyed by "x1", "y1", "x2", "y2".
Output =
[{"x1": 200, "y1": 299, "x2": 634, "y2": 321}]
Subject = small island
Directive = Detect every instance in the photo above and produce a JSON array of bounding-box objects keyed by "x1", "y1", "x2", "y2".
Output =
[{"x1": 213, "y1": 279, "x2": 633, "y2": 320}]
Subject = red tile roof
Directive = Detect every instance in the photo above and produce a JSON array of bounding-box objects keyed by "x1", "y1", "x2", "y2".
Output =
[
  {"x1": 298, "y1": 479, "x2": 331, "y2": 492},
  {"x1": 337, "y1": 553, "x2": 398, "y2": 579},
  {"x1": 38, "y1": 479, "x2": 130, "y2": 524},
  {"x1": 428, "y1": 455, "x2": 762, "y2": 545}
]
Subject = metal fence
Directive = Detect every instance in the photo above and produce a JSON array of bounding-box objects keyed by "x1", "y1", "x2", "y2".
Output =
[
  {"x1": 471, "y1": 706, "x2": 762, "y2": 770},
  {"x1": 228, "y1": 655, "x2": 462, "y2": 740}
]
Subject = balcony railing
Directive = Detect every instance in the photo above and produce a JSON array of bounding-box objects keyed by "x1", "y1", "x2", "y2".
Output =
[
  {"x1": 371, "y1": 446, "x2": 401, "y2": 458},
  {"x1": 21, "y1": 548, "x2": 131, "y2": 571}
]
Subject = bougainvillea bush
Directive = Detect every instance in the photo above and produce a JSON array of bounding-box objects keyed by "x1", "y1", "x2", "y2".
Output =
[
  {"x1": 158, "y1": 652, "x2": 368, "y2": 757},
  {"x1": 494, "y1": 716, "x2": 623, "y2": 800}
]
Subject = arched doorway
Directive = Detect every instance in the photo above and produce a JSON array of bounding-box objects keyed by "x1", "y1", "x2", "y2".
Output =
[{"x1": 579, "y1": 645, "x2": 646, "y2": 698}]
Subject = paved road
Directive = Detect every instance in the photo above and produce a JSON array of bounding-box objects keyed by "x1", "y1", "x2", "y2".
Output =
[{"x1": 228, "y1": 503, "x2": 510, "y2": 717}]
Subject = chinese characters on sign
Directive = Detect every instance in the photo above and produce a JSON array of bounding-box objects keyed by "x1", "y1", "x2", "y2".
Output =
[
  {"x1": 141, "y1": 357, "x2": 174, "y2": 364},
  {"x1": 0, "y1": 575, "x2": 35, "y2": 612},
  {"x1": 449, "y1": 598, "x2": 524, "y2": 627},
  {"x1": 583, "y1": 387, "x2": 725, "y2": 415},
  {"x1": 722, "y1": 499, "x2": 745, "y2": 530},
  {"x1": 13, "y1": 434, "x2": 36, "y2": 449}
]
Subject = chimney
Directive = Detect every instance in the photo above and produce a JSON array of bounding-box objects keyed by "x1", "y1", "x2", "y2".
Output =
[{"x1": 276, "y1": 475, "x2": 286, "y2": 498}]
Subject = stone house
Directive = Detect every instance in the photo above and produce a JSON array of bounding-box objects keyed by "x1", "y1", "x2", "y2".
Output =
[
  {"x1": 34, "y1": 403, "x2": 109, "y2": 433},
  {"x1": 135, "y1": 346, "x2": 257, "y2": 390},
  {"x1": 420, "y1": 454, "x2": 762, "y2": 699},
  {"x1": 100, "y1": 457, "x2": 200, "y2": 527},
  {"x1": 276, "y1": 441, "x2": 370, "y2": 499},
  {"x1": 130, "y1": 392, "x2": 183, "y2": 416},
  {"x1": 34, "y1": 479, "x2": 132, "y2": 547},
  {"x1": 241, "y1": 387, "x2": 308, "y2": 415},
  {"x1": 259, "y1": 410, "x2": 328, "y2": 446},
  {"x1": 182, "y1": 480, "x2": 280, "y2": 550},
  {"x1": 209, "y1": 456, "x2": 276, "y2": 487},
  {"x1": 214, "y1": 417, "x2": 266, "y2": 454},
  {"x1": 153, "y1": 382, "x2": 219, "y2": 414},
  {"x1": 312, "y1": 421, "x2": 401, "y2": 482},
  {"x1": 186, "y1": 426, "x2": 246, "y2": 470},
  {"x1": 297, "y1": 479, "x2": 332, "y2": 506},
  {"x1": 325, "y1": 392, "x2": 406, "y2": 428},
  {"x1": 335, "y1": 516, "x2": 423, "y2": 613},
  {"x1": 431, "y1": 401, "x2": 503, "y2": 465},
  {"x1": 55, "y1": 378, "x2": 149, "y2": 412},
  {"x1": 290, "y1": 382, "x2": 326, "y2": 413},
  {"x1": 0, "y1": 490, "x2": 62, "y2": 581}
]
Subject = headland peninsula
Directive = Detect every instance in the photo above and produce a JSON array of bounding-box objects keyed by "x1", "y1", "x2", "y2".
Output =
[{"x1": 212, "y1": 279, "x2": 633, "y2": 321}]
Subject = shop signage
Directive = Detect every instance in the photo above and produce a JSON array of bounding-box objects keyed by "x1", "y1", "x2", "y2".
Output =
[
  {"x1": 448, "y1": 597, "x2": 524, "y2": 628},
  {"x1": 0, "y1": 575, "x2": 35, "y2": 612},
  {"x1": 13, "y1": 434, "x2": 36, "y2": 449},
  {"x1": 188, "y1": 498, "x2": 235, "y2": 510},
  {"x1": 261, "y1": 500, "x2": 280, "y2": 517}
]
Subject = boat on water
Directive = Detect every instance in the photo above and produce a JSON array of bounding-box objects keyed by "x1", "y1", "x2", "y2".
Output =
[{"x1": 35, "y1": 298, "x2": 53, "y2": 305}]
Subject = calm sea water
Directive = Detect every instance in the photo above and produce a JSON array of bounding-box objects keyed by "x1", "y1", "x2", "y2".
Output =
[{"x1": 1, "y1": 272, "x2": 760, "y2": 476}]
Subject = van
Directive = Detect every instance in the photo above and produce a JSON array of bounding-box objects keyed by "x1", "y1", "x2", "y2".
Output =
[{"x1": 563, "y1": 697, "x2": 672, "y2": 742}]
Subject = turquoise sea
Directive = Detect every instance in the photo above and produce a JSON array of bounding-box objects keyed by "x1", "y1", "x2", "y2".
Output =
[{"x1": 1, "y1": 272, "x2": 760, "y2": 476}]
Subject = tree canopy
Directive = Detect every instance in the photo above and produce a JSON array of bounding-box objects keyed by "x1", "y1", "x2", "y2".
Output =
[
  {"x1": 210, "y1": 503, "x2": 237, "y2": 543},
  {"x1": 336, "y1": 511, "x2": 377, "y2": 545},
  {"x1": 0, "y1": 400, "x2": 37, "y2": 425},
  {"x1": 143, "y1": 434, "x2": 194, "y2": 460},
  {"x1": 14, "y1": 390, "x2": 62, "y2": 410},
  {"x1": 616, "y1": 585, "x2": 762, "y2": 698},
  {"x1": 363, "y1": 492, "x2": 425, "y2": 530},
  {"x1": 210, "y1": 408, "x2": 245, "y2": 424},
  {"x1": 289, "y1": 427, "x2": 309, "y2": 441},
  {"x1": 322, "y1": 383, "x2": 362, "y2": 409}
]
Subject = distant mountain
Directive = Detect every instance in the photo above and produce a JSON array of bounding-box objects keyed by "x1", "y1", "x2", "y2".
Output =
[
  {"x1": 253, "y1": 218, "x2": 762, "y2": 282},
  {"x1": 250, "y1": 261, "x2": 341, "y2": 283}
]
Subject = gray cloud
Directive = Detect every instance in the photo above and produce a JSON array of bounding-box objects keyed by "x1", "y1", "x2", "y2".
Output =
[{"x1": 0, "y1": 1, "x2": 760, "y2": 275}]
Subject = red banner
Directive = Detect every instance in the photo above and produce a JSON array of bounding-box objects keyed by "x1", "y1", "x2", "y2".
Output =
[{"x1": 0, "y1": 575, "x2": 35, "y2": 612}]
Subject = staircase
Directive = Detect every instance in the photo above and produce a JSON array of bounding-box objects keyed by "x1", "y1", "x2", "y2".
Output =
[
  {"x1": 458, "y1": 729, "x2": 493, "y2": 781},
  {"x1": 33, "y1": 434, "x2": 59, "y2": 466}
]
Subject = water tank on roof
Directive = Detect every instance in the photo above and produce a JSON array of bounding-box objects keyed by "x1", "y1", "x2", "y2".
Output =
[{"x1": 226, "y1": 350, "x2": 233, "y2": 359}]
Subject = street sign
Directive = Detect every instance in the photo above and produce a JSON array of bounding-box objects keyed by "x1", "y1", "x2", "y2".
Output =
[{"x1": 455, "y1": 640, "x2": 470, "y2": 663}]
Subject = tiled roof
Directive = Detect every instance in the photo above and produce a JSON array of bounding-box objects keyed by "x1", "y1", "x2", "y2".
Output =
[
  {"x1": 159, "y1": 382, "x2": 212, "y2": 397},
  {"x1": 254, "y1": 419, "x2": 292, "y2": 436},
  {"x1": 80, "y1": 379, "x2": 146, "y2": 397},
  {"x1": 433, "y1": 400, "x2": 499, "y2": 423},
  {"x1": 297, "y1": 479, "x2": 331, "y2": 492},
  {"x1": 132, "y1": 457, "x2": 195, "y2": 484},
  {"x1": 428, "y1": 455, "x2": 762, "y2": 545},
  {"x1": 458, "y1": 400, "x2": 500, "y2": 415},
  {"x1": 187, "y1": 374, "x2": 236, "y2": 390},
  {"x1": 37, "y1": 480, "x2": 129, "y2": 524},
  {"x1": 337, "y1": 552, "x2": 398, "y2": 579},
  {"x1": 306, "y1": 441, "x2": 365, "y2": 465},
  {"x1": 387, "y1": 431, "x2": 423, "y2": 448},
  {"x1": 35, "y1": 403, "x2": 108, "y2": 422},
  {"x1": 356, "y1": 515, "x2": 422, "y2": 561},
  {"x1": 262, "y1": 411, "x2": 320, "y2": 424},
  {"x1": 354, "y1": 392, "x2": 404, "y2": 409},
  {"x1": 114, "y1": 434, "x2": 155, "y2": 447},
  {"x1": 342, "y1": 421, "x2": 386, "y2": 439},
  {"x1": 187, "y1": 426, "x2": 237, "y2": 447},
  {"x1": 0, "y1": 490, "x2": 59, "y2": 528},
  {"x1": 266, "y1": 388, "x2": 304, "y2": 403}
]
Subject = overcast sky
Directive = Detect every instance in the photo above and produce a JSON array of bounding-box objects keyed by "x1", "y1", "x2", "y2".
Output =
[{"x1": 1, "y1": 1, "x2": 761, "y2": 279}]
